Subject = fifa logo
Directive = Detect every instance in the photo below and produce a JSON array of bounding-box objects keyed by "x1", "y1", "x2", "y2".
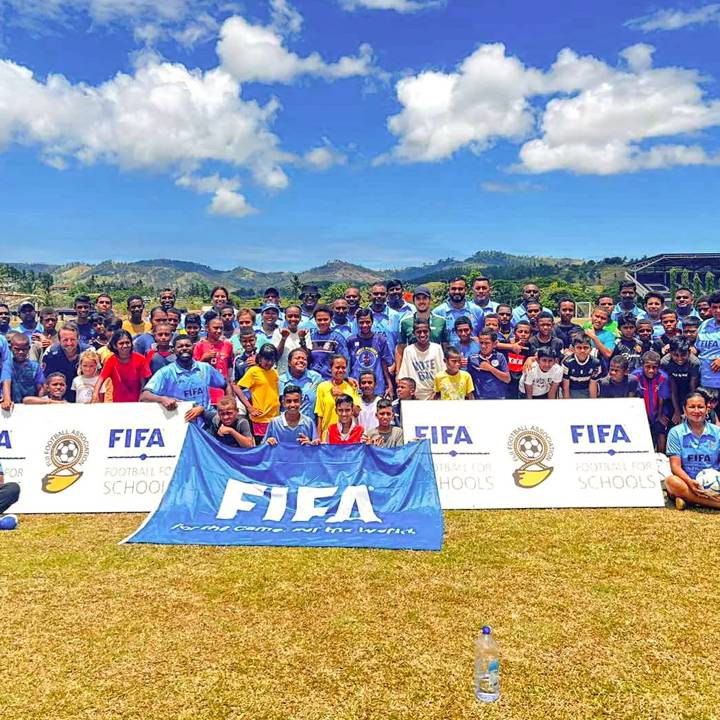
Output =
[
  {"x1": 42, "y1": 431, "x2": 89, "y2": 493},
  {"x1": 507, "y1": 426, "x2": 554, "y2": 488}
]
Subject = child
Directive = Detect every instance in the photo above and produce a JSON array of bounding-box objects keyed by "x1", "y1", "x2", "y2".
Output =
[
  {"x1": 661, "y1": 338, "x2": 700, "y2": 424},
  {"x1": 468, "y1": 330, "x2": 510, "y2": 399},
  {"x1": 658, "y1": 309, "x2": 680, "y2": 350},
  {"x1": 90, "y1": 314, "x2": 107, "y2": 351},
  {"x1": 398, "y1": 319, "x2": 445, "y2": 400},
  {"x1": 562, "y1": 333, "x2": 601, "y2": 399},
  {"x1": 525, "y1": 300, "x2": 542, "y2": 332},
  {"x1": 235, "y1": 343, "x2": 280, "y2": 444},
  {"x1": 308, "y1": 305, "x2": 349, "y2": 380},
  {"x1": 529, "y1": 312, "x2": 564, "y2": 359},
  {"x1": 642, "y1": 292, "x2": 665, "y2": 336},
  {"x1": 495, "y1": 304, "x2": 513, "y2": 342},
  {"x1": 358, "y1": 370, "x2": 380, "y2": 432},
  {"x1": 146, "y1": 322, "x2": 176, "y2": 375},
  {"x1": 183, "y1": 313, "x2": 202, "y2": 346},
  {"x1": 583, "y1": 306, "x2": 614, "y2": 367},
  {"x1": 165, "y1": 307, "x2": 182, "y2": 337},
  {"x1": 392, "y1": 377, "x2": 415, "y2": 427},
  {"x1": 193, "y1": 316, "x2": 233, "y2": 405},
  {"x1": 255, "y1": 303, "x2": 282, "y2": 349},
  {"x1": 499, "y1": 321, "x2": 532, "y2": 399},
  {"x1": 5, "y1": 333, "x2": 45, "y2": 406},
  {"x1": 636, "y1": 320, "x2": 664, "y2": 355},
  {"x1": 697, "y1": 296, "x2": 712, "y2": 322},
  {"x1": 522, "y1": 346, "x2": 562, "y2": 399},
  {"x1": 30, "y1": 307, "x2": 59, "y2": 361},
  {"x1": 682, "y1": 316, "x2": 700, "y2": 354},
  {"x1": 610, "y1": 315, "x2": 643, "y2": 372},
  {"x1": 219, "y1": 304, "x2": 237, "y2": 341},
  {"x1": 554, "y1": 298, "x2": 579, "y2": 350},
  {"x1": 483, "y1": 313, "x2": 500, "y2": 334},
  {"x1": 325, "y1": 394, "x2": 365, "y2": 444},
  {"x1": 433, "y1": 346, "x2": 474, "y2": 400},
  {"x1": 233, "y1": 327, "x2": 258, "y2": 382},
  {"x1": 453, "y1": 316, "x2": 480, "y2": 369},
  {"x1": 631, "y1": 351, "x2": 671, "y2": 451},
  {"x1": 72, "y1": 349, "x2": 101, "y2": 404},
  {"x1": 598, "y1": 356, "x2": 641, "y2": 398},
  {"x1": 347, "y1": 309, "x2": 393, "y2": 398},
  {"x1": 366, "y1": 398, "x2": 405, "y2": 447},
  {"x1": 204, "y1": 396, "x2": 254, "y2": 448},
  {"x1": 23, "y1": 372, "x2": 68, "y2": 404},
  {"x1": 698, "y1": 386, "x2": 719, "y2": 425},
  {"x1": 276, "y1": 304, "x2": 306, "y2": 376},
  {"x1": 265, "y1": 384, "x2": 318, "y2": 445},
  {"x1": 315, "y1": 354, "x2": 361, "y2": 440}
]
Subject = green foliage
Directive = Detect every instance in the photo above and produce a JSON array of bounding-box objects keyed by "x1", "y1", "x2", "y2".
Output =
[
  {"x1": 693, "y1": 273, "x2": 705, "y2": 298},
  {"x1": 322, "y1": 282, "x2": 349, "y2": 303},
  {"x1": 705, "y1": 272, "x2": 715, "y2": 296}
]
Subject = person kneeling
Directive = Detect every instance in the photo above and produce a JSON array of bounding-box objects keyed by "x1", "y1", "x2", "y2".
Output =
[
  {"x1": 665, "y1": 391, "x2": 720, "y2": 510},
  {"x1": 205, "y1": 396, "x2": 254, "y2": 448},
  {"x1": 264, "y1": 384, "x2": 318, "y2": 446},
  {"x1": 325, "y1": 394, "x2": 365, "y2": 445}
]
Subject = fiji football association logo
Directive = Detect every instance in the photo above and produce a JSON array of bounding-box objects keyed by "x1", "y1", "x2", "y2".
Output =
[
  {"x1": 42, "y1": 431, "x2": 89, "y2": 493},
  {"x1": 507, "y1": 426, "x2": 554, "y2": 488}
]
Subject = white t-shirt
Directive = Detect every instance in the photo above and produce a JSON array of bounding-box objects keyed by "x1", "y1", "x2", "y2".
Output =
[
  {"x1": 72, "y1": 375, "x2": 99, "y2": 404},
  {"x1": 359, "y1": 397, "x2": 379, "y2": 432},
  {"x1": 398, "y1": 342, "x2": 445, "y2": 401},
  {"x1": 521, "y1": 363, "x2": 563, "y2": 397}
]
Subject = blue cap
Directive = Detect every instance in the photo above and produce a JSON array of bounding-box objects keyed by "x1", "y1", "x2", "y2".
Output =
[
  {"x1": 482, "y1": 626, "x2": 491, "y2": 635},
  {"x1": 260, "y1": 303, "x2": 280, "y2": 313}
]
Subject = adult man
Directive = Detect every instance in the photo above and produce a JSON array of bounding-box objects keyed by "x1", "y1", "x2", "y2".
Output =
[
  {"x1": 368, "y1": 282, "x2": 402, "y2": 354},
  {"x1": 331, "y1": 298, "x2": 354, "y2": 338},
  {"x1": 141, "y1": 335, "x2": 229, "y2": 422},
  {"x1": 0, "y1": 304, "x2": 11, "y2": 336},
  {"x1": 73, "y1": 295, "x2": 95, "y2": 343},
  {"x1": 695, "y1": 292, "x2": 720, "y2": 390},
  {"x1": 612, "y1": 281, "x2": 646, "y2": 323},
  {"x1": 16, "y1": 302, "x2": 41, "y2": 338},
  {"x1": 299, "y1": 284, "x2": 320, "y2": 329},
  {"x1": 95, "y1": 293, "x2": 114, "y2": 320},
  {"x1": 472, "y1": 276, "x2": 499, "y2": 315},
  {"x1": 42, "y1": 323, "x2": 83, "y2": 402},
  {"x1": 432, "y1": 277, "x2": 484, "y2": 344},
  {"x1": 511, "y1": 284, "x2": 552, "y2": 326},
  {"x1": 386, "y1": 279, "x2": 416, "y2": 317},
  {"x1": 344, "y1": 287, "x2": 362, "y2": 322},
  {"x1": 159, "y1": 288, "x2": 176, "y2": 312},
  {"x1": 674, "y1": 287, "x2": 700, "y2": 324},
  {"x1": 123, "y1": 295, "x2": 151, "y2": 337},
  {"x1": 396, "y1": 285, "x2": 448, "y2": 369}
]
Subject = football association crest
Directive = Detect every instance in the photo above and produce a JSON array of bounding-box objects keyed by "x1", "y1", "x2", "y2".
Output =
[
  {"x1": 42, "y1": 431, "x2": 89, "y2": 493},
  {"x1": 507, "y1": 426, "x2": 554, "y2": 488}
]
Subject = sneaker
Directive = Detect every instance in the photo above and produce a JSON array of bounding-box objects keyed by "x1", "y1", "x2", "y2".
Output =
[
  {"x1": 0, "y1": 514, "x2": 18, "y2": 530},
  {"x1": 674, "y1": 497, "x2": 686, "y2": 511}
]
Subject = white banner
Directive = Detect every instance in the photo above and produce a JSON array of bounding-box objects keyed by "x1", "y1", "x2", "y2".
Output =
[
  {"x1": 402, "y1": 399, "x2": 664, "y2": 509},
  {"x1": 0, "y1": 403, "x2": 191, "y2": 513}
]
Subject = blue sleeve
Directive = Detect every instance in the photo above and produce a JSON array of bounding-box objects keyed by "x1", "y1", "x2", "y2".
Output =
[
  {"x1": 207, "y1": 365, "x2": 228, "y2": 389},
  {"x1": 336, "y1": 333, "x2": 349, "y2": 362},
  {"x1": 380, "y1": 336, "x2": 393, "y2": 366},
  {"x1": 144, "y1": 368, "x2": 168, "y2": 396},
  {"x1": 35, "y1": 364, "x2": 46, "y2": 386},
  {"x1": 496, "y1": 353, "x2": 508, "y2": 372},
  {"x1": 0, "y1": 338, "x2": 10, "y2": 382},
  {"x1": 263, "y1": 419, "x2": 279, "y2": 443},
  {"x1": 307, "y1": 419, "x2": 318, "y2": 441},
  {"x1": 659, "y1": 374, "x2": 672, "y2": 400},
  {"x1": 666, "y1": 426, "x2": 682, "y2": 457}
]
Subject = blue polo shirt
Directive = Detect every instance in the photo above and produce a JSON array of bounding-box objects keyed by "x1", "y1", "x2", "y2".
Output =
[
  {"x1": 666, "y1": 420, "x2": 720, "y2": 479},
  {"x1": 264, "y1": 413, "x2": 317, "y2": 445},
  {"x1": 369, "y1": 305, "x2": 402, "y2": 354},
  {"x1": 432, "y1": 300, "x2": 485, "y2": 344},
  {"x1": 476, "y1": 300, "x2": 499, "y2": 315},
  {"x1": 468, "y1": 350, "x2": 508, "y2": 399},
  {"x1": 277, "y1": 369, "x2": 322, "y2": 416},
  {"x1": 696, "y1": 318, "x2": 720, "y2": 388},
  {"x1": 612, "y1": 303, "x2": 647, "y2": 324},
  {"x1": 144, "y1": 360, "x2": 226, "y2": 410},
  {"x1": 511, "y1": 304, "x2": 553, "y2": 327}
]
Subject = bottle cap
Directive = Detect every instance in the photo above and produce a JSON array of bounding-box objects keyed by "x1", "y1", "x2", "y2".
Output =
[{"x1": 482, "y1": 626, "x2": 491, "y2": 635}]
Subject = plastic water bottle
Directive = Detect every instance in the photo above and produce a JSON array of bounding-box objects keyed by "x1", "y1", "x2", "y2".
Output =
[
  {"x1": 474, "y1": 626, "x2": 500, "y2": 702},
  {"x1": 0, "y1": 514, "x2": 18, "y2": 530}
]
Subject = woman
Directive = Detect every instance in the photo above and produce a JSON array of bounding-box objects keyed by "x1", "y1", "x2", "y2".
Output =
[
  {"x1": 91, "y1": 330, "x2": 150, "y2": 403},
  {"x1": 665, "y1": 391, "x2": 720, "y2": 510}
]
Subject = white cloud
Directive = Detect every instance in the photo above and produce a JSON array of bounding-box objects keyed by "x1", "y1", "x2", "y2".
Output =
[
  {"x1": 381, "y1": 42, "x2": 720, "y2": 175},
  {"x1": 626, "y1": 4, "x2": 720, "y2": 32},
  {"x1": 217, "y1": 15, "x2": 374, "y2": 84},
  {"x1": 269, "y1": 0, "x2": 303, "y2": 35},
  {"x1": 302, "y1": 144, "x2": 347, "y2": 170},
  {"x1": 339, "y1": 0, "x2": 444, "y2": 13},
  {"x1": 176, "y1": 172, "x2": 258, "y2": 217},
  {"x1": 480, "y1": 180, "x2": 543, "y2": 193}
]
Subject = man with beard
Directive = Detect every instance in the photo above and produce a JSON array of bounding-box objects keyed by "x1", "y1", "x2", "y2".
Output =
[
  {"x1": 396, "y1": 285, "x2": 448, "y2": 370},
  {"x1": 344, "y1": 287, "x2": 362, "y2": 323},
  {"x1": 299, "y1": 284, "x2": 320, "y2": 330},
  {"x1": 0, "y1": 304, "x2": 11, "y2": 336},
  {"x1": 16, "y1": 302, "x2": 41, "y2": 338},
  {"x1": 511, "y1": 284, "x2": 553, "y2": 327},
  {"x1": 42, "y1": 324, "x2": 84, "y2": 402},
  {"x1": 612, "y1": 281, "x2": 646, "y2": 323},
  {"x1": 432, "y1": 277, "x2": 483, "y2": 345},
  {"x1": 331, "y1": 298, "x2": 354, "y2": 339},
  {"x1": 141, "y1": 335, "x2": 229, "y2": 423}
]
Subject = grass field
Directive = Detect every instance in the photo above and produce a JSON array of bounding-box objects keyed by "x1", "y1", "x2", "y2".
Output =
[{"x1": 2, "y1": 506, "x2": 720, "y2": 720}]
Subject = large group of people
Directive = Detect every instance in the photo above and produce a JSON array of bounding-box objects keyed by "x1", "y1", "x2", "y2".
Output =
[{"x1": 1, "y1": 276, "x2": 719, "y2": 522}]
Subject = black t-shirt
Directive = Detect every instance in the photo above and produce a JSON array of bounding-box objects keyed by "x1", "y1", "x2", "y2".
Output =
[
  {"x1": 660, "y1": 354, "x2": 700, "y2": 401},
  {"x1": 598, "y1": 375, "x2": 641, "y2": 398},
  {"x1": 529, "y1": 336, "x2": 565, "y2": 360},
  {"x1": 611, "y1": 337, "x2": 643, "y2": 372},
  {"x1": 553, "y1": 323, "x2": 581, "y2": 349},
  {"x1": 562, "y1": 355, "x2": 602, "y2": 395}
]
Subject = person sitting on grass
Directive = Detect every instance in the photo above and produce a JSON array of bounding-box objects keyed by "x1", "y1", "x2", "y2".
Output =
[
  {"x1": 433, "y1": 346, "x2": 474, "y2": 400},
  {"x1": 325, "y1": 394, "x2": 365, "y2": 445},
  {"x1": 365, "y1": 398, "x2": 405, "y2": 448},
  {"x1": 204, "y1": 396, "x2": 254, "y2": 448},
  {"x1": 23, "y1": 372, "x2": 69, "y2": 404},
  {"x1": 665, "y1": 391, "x2": 720, "y2": 510},
  {"x1": 265, "y1": 384, "x2": 318, "y2": 446},
  {"x1": 0, "y1": 460, "x2": 20, "y2": 529}
]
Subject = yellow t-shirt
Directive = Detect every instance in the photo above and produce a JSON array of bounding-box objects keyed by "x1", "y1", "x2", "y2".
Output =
[
  {"x1": 238, "y1": 366, "x2": 280, "y2": 423},
  {"x1": 433, "y1": 370, "x2": 474, "y2": 400},
  {"x1": 314, "y1": 380, "x2": 361, "y2": 439},
  {"x1": 122, "y1": 319, "x2": 152, "y2": 336}
]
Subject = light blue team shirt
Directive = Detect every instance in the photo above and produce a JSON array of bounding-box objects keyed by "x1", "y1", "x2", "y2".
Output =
[
  {"x1": 369, "y1": 305, "x2": 402, "y2": 355},
  {"x1": 277, "y1": 369, "x2": 322, "y2": 417},
  {"x1": 331, "y1": 320, "x2": 356, "y2": 339},
  {"x1": 476, "y1": 300, "x2": 499, "y2": 315},
  {"x1": 264, "y1": 413, "x2": 317, "y2": 445},
  {"x1": 0, "y1": 335, "x2": 10, "y2": 382},
  {"x1": 666, "y1": 420, "x2": 720, "y2": 479},
  {"x1": 433, "y1": 300, "x2": 485, "y2": 344},
  {"x1": 388, "y1": 300, "x2": 417, "y2": 317},
  {"x1": 612, "y1": 303, "x2": 648, "y2": 324},
  {"x1": 144, "y1": 360, "x2": 226, "y2": 411},
  {"x1": 511, "y1": 303, "x2": 554, "y2": 327},
  {"x1": 696, "y1": 317, "x2": 720, "y2": 388}
]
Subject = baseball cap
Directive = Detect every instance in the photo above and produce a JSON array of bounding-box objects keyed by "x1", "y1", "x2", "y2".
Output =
[
  {"x1": 18, "y1": 301, "x2": 35, "y2": 312},
  {"x1": 260, "y1": 302, "x2": 280, "y2": 313},
  {"x1": 413, "y1": 285, "x2": 432, "y2": 298}
]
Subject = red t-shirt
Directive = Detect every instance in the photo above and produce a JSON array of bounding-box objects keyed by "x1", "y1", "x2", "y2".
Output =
[
  {"x1": 99, "y1": 353, "x2": 151, "y2": 402},
  {"x1": 193, "y1": 339, "x2": 233, "y2": 403},
  {"x1": 327, "y1": 424, "x2": 365, "y2": 445}
]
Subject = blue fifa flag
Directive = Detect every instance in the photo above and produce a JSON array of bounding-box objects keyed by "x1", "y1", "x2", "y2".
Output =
[{"x1": 124, "y1": 425, "x2": 444, "y2": 550}]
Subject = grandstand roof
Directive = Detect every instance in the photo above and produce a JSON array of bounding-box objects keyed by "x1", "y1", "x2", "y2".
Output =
[{"x1": 627, "y1": 253, "x2": 720, "y2": 272}]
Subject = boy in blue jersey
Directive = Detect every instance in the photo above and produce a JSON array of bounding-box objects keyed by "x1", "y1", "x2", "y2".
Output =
[
  {"x1": 695, "y1": 292, "x2": 720, "y2": 390},
  {"x1": 454, "y1": 316, "x2": 480, "y2": 369},
  {"x1": 265, "y1": 384, "x2": 318, "y2": 445},
  {"x1": 7, "y1": 333, "x2": 45, "y2": 405},
  {"x1": 347, "y1": 308, "x2": 393, "y2": 397},
  {"x1": 308, "y1": 304, "x2": 349, "y2": 380},
  {"x1": 631, "y1": 351, "x2": 671, "y2": 451},
  {"x1": 468, "y1": 330, "x2": 510, "y2": 399},
  {"x1": 682, "y1": 315, "x2": 701, "y2": 354}
]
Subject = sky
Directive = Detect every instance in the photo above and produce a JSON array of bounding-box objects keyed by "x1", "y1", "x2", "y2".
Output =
[{"x1": 0, "y1": 0, "x2": 719, "y2": 272}]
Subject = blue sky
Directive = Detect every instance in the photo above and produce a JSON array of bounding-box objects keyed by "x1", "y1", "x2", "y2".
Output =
[{"x1": 0, "y1": 0, "x2": 719, "y2": 271}]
